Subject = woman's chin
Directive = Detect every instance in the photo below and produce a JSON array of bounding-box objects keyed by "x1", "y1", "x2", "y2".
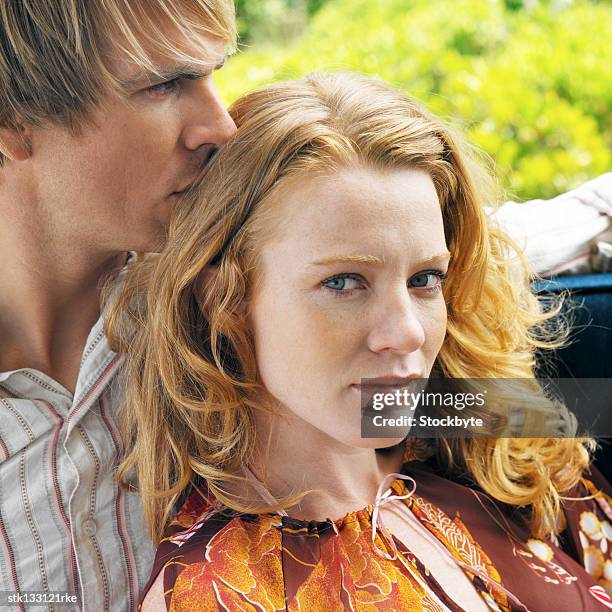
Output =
[{"x1": 337, "y1": 434, "x2": 409, "y2": 450}]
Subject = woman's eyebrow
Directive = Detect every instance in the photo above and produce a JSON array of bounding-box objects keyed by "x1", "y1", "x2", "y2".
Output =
[
  {"x1": 419, "y1": 252, "x2": 451, "y2": 266},
  {"x1": 310, "y1": 254, "x2": 385, "y2": 266},
  {"x1": 309, "y1": 251, "x2": 451, "y2": 267}
]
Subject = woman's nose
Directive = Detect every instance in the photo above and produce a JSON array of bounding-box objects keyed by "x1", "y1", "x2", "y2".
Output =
[{"x1": 366, "y1": 288, "x2": 426, "y2": 355}]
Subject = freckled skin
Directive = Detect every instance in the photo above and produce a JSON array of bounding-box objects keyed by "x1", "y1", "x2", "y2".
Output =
[{"x1": 249, "y1": 166, "x2": 449, "y2": 449}]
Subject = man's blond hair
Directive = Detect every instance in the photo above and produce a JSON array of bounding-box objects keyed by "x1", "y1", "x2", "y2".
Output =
[{"x1": 0, "y1": 0, "x2": 236, "y2": 165}]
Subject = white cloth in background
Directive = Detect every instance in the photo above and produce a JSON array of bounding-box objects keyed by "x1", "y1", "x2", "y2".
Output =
[{"x1": 490, "y1": 173, "x2": 612, "y2": 276}]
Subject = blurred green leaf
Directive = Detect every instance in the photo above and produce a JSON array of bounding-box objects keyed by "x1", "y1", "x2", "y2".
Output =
[{"x1": 221, "y1": 0, "x2": 612, "y2": 200}]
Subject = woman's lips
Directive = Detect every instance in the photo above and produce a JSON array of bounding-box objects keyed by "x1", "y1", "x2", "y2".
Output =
[{"x1": 351, "y1": 376, "x2": 423, "y2": 390}]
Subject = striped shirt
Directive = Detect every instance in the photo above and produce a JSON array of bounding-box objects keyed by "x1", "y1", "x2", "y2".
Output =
[{"x1": 0, "y1": 315, "x2": 155, "y2": 611}]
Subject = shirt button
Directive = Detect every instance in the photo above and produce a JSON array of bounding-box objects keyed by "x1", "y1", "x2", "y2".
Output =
[{"x1": 83, "y1": 518, "x2": 97, "y2": 537}]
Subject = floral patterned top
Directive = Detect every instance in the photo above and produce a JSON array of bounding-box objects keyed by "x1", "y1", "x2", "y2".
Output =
[{"x1": 139, "y1": 441, "x2": 612, "y2": 611}]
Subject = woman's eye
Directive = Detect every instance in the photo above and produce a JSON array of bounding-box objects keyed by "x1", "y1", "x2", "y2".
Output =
[
  {"x1": 409, "y1": 271, "x2": 447, "y2": 292},
  {"x1": 321, "y1": 274, "x2": 365, "y2": 294},
  {"x1": 148, "y1": 78, "x2": 181, "y2": 95}
]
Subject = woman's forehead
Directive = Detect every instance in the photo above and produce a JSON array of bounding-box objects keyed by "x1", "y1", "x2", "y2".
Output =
[
  {"x1": 275, "y1": 167, "x2": 440, "y2": 229},
  {"x1": 256, "y1": 166, "x2": 447, "y2": 266}
]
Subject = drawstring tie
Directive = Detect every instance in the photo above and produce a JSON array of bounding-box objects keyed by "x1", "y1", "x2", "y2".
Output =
[
  {"x1": 243, "y1": 465, "x2": 529, "y2": 611},
  {"x1": 371, "y1": 472, "x2": 417, "y2": 561},
  {"x1": 372, "y1": 473, "x2": 529, "y2": 611},
  {"x1": 242, "y1": 465, "x2": 289, "y2": 516}
]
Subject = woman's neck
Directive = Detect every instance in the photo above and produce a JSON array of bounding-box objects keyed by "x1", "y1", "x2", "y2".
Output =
[{"x1": 248, "y1": 407, "x2": 406, "y2": 522}]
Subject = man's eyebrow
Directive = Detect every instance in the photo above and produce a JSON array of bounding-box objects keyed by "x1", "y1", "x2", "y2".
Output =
[
  {"x1": 309, "y1": 251, "x2": 451, "y2": 267},
  {"x1": 122, "y1": 56, "x2": 227, "y2": 88}
]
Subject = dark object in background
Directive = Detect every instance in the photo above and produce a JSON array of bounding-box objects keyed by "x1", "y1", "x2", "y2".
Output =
[{"x1": 533, "y1": 273, "x2": 612, "y2": 480}]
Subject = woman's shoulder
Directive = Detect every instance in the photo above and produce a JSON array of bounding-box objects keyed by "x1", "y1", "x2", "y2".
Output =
[
  {"x1": 138, "y1": 485, "x2": 291, "y2": 611},
  {"x1": 407, "y1": 457, "x2": 612, "y2": 607},
  {"x1": 558, "y1": 465, "x2": 612, "y2": 590},
  {"x1": 165, "y1": 483, "x2": 217, "y2": 534}
]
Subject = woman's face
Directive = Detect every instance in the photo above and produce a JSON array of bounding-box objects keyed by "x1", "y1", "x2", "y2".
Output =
[{"x1": 248, "y1": 165, "x2": 449, "y2": 448}]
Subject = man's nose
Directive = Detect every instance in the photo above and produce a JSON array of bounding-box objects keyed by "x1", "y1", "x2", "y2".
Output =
[
  {"x1": 366, "y1": 288, "x2": 426, "y2": 354},
  {"x1": 181, "y1": 79, "x2": 237, "y2": 151}
]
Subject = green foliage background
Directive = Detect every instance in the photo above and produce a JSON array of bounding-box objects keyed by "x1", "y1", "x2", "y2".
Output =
[{"x1": 218, "y1": 0, "x2": 611, "y2": 200}]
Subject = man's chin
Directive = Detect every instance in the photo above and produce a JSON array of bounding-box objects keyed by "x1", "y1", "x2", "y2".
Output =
[
  {"x1": 144, "y1": 230, "x2": 168, "y2": 254},
  {"x1": 125, "y1": 223, "x2": 169, "y2": 255}
]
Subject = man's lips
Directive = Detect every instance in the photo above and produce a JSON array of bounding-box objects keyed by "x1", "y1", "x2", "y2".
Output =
[
  {"x1": 169, "y1": 147, "x2": 220, "y2": 198},
  {"x1": 170, "y1": 179, "x2": 197, "y2": 196},
  {"x1": 169, "y1": 183, "x2": 195, "y2": 198},
  {"x1": 169, "y1": 145, "x2": 221, "y2": 198}
]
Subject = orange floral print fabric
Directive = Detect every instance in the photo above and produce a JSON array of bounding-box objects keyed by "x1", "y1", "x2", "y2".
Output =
[{"x1": 140, "y1": 453, "x2": 612, "y2": 611}]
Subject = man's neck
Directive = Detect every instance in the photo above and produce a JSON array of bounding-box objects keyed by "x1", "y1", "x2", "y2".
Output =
[{"x1": 0, "y1": 230, "x2": 127, "y2": 393}]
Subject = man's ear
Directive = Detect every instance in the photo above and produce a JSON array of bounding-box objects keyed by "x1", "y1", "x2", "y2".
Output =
[{"x1": 0, "y1": 117, "x2": 33, "y2": 161}]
